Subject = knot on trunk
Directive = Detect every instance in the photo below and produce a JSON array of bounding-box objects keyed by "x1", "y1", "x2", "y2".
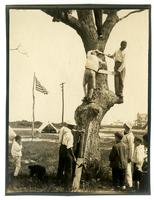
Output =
[
  {"x1": 93, "y1": 88, "x2": 118, "y2": 109},
  {"x1": 75, "y1": 88, "x2": 117, "y2": 129},
  {"x1": 75, "y1": 103, "x2": 101, "y2": 128}
]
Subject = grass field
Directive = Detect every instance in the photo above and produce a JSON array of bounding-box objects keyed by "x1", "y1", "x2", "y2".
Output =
[{"x1": 6, "y1": 129, "x2": 146, "y2": 194}]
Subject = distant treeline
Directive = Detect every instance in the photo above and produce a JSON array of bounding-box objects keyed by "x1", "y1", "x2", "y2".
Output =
[
  {"x1": 9, "y1": 121, "x2": 74, "y2": 129},
  {"x1": 9, "y1": 120, "x2": 42, "y2": 128},
  {"x1": 9, "y1": 121, "x2": 145, "y2": 130},
  {"x1": 100, "y1": 124, "x2": 145, "y2": 129}
]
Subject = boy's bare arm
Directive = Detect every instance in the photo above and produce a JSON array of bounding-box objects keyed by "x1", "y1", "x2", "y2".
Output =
[{"x1": 106, "y1": 53, "x2": 115, "y2": 59}]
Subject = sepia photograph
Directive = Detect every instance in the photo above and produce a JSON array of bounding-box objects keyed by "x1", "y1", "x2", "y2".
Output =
[{"x1": 6, "y1": 4, "x2": 151, "y2": 195}]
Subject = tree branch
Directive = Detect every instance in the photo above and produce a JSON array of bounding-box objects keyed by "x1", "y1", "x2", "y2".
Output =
[
  {"x1": 77, "y1": 10, "x2": 98, "y2": 40},
  {"x1": 98, "y1": 11, "x2": 119, "y2": 50},
  {"x1": 10, "y1": 44, "x2": 28, "y2": 56},
  {"x1": 118, "y1": 9, "x2": 145, "y2": 21},
  {"x1": 41, "y1": 9, "x2": 82, "y2": 34}
]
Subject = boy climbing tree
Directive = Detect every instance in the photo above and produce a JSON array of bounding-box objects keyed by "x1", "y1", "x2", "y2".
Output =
[{"x1": 82, "y1": 49, "x2": 107, "y2": 104}]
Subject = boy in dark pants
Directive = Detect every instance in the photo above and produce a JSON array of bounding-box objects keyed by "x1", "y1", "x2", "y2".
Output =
[
  {"x1": 57, "y1": 126, "x2": 76, "y2": 191},
  {"x1": 140, "y1": 134, "x2": 149, "y2": 193},
  {"x1": 132, "y1": 136, "x2": 146, "y2": 191},
  {"x1": 109, "y1": 132, "x2": 128, "y2": 190},
  {"x1": 107, "y1": 41, "x2": 127, "y2": 103}
]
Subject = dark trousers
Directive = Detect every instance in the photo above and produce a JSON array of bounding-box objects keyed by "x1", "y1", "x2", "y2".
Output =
[
  {"x1": 140, "y1": 172, "x2": 149, "y2": 193},
  {"x1": 57, "y1": 144, "x2": 73, "y2": 190},
  {"x1": 112, "y1": 168, "x2": 126, "y2": 187},
  {"x1": 114, "y1": 61, "x2": 125, "y2": 97}
]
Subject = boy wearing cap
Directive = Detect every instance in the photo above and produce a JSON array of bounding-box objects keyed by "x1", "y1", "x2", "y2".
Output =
[
  {"x1": 132, "y1": 136, "x2": 146, "y2": 191},
  {"x1": 122, "y1": 122, "x2": 134, "y2": 189},
  {"x1": 109, "y1": 132, "x2": 128, "y2": 190},
  {"x1": 83, "y1": 49, "x2": 107, "y2": 103}
]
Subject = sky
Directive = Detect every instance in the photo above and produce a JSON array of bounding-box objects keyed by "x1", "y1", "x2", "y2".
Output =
[{"x1": 9, "y1": 8, "x2": 149, "y2": 124}]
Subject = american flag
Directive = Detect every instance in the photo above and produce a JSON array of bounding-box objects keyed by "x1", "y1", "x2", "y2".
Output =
[{"x1": 35, "y1": 77, "x2": 48, "y2": 95}]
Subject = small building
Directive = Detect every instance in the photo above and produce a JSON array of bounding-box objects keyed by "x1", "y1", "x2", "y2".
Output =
[
  {"x1": 135, "y1": 113, "x2": 148, "y2": 128},
  {"x1": 37, "y1": 122, "x2": 58, "y2": 134}
]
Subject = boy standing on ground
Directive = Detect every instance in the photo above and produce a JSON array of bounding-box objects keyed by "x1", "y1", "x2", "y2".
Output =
[
  {"x1": 140, "y1": 133, "x2": 149, "y2": 192},
  {"x1": 132, "y1": 136, "x2": 146, "y2": 191},
  {"x1": 57, "y1": 125, "x2": 76, "y2": 191},
  {"x1": 107, "y1": 41, "x2": 127, "y2": 103},
  {"x1": 83, "y1": 49, "x2": 107, "y2": 103},
  {"x1": 109, "y1": 132, "x2": 128, "y2": 190},
  {"x1": 11, "y1": 135, "x2": 22, "y2": 177},
  {"x1": 122, "y1": 122, "x2": 134, "y2": 190}
]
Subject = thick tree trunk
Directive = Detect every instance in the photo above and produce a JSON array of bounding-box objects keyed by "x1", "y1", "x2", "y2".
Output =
[{"x1": 72, "y1": 36, "x2": 118, "y2": 190}]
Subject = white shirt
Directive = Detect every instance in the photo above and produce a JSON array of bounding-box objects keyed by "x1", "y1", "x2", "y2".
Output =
[
  {"x1": 122, "y1": 131, "x2": 134, "y2": 160},
  {"x1": 113, "y1": 49, "x2": 126, "y2": 63},
  {"x1": 132, "y1": 144, "x2": 146, "y2": 171},
  {"x1": 59, "y1": 126, "x2": 73, "y2": 149},
  {"x1": 85, "y1": 50, "x2": 103, "y2": 72},
  {"x1": 112, "y1": 49, "x2": 126, "y2": 72},
  {"x1": 11, "y1": 140, "x2": 22, "y2": 158}
]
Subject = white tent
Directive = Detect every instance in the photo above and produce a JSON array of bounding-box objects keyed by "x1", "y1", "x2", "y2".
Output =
[
  {"x1": 9, "y1": 126, "x2": 16, "y2": 142},
  {"x1": 37, "y1": 122, "x2": 58, "y2": 134}
]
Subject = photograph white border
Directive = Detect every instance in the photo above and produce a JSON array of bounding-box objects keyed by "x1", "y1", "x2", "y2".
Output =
[{"x1": 0, "y1": 0, "x2": 153, "y2": 199}]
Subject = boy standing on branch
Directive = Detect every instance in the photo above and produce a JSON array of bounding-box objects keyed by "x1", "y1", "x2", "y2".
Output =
[
  {"x1": 107, "y1": 41, "x2": 127, "y2": 103},
  {"x1": 83, "y1": 49, "x2": 107, "y2": 104}
]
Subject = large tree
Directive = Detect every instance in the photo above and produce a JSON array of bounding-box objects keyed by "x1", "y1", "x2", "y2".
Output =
[{"x1": 42, "y1": 7, "x2": 145, "y2": 190}]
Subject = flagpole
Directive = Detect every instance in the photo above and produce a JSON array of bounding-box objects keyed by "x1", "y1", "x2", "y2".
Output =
[
  {"x1": 32, "y1": 72, "x2": 35, "y2": 138},
  {"x1": 60, "y1": 82, "x2": 65, "y2": 125}
]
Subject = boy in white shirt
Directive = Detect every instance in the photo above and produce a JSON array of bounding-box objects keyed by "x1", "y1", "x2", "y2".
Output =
[
  {"x1": 11, "y1": 135, "x2": 22, "y2": 176},
  {"x1": 107, "y1": 41, "x2": 127, "y2": 103},
  {"x1": 83, "y1": 49, "x2": 107, "y2": 103},
  {"x1": 122, "y1": 122, "x2": 134, "y2": 189},
  {"x1": 57, "y1": 126, "x2": 76, "y2": 191},
  {"x1": 132, "y1": 136, "x2": 146, "y2": 191}
]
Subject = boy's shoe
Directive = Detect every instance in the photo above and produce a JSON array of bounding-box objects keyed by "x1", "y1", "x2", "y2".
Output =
[
  {"x1": 127, "y1": 187, "x2": 133, "y2": 192},
  {"x1": 122, "y1": 185, "x2": 126, "y2": 190},
  {"x1": 82, "y1": 97, "x2": 94, "y2": 104},
  {"x1": 86, "y1": 97, "x2": 94, "y2": 103},
  {"x1": 82, "y1": 97, "x2": 88, "y2": 103},
  {"x1": 117, "y1": 96, "x2": 124, "y2": 104}
]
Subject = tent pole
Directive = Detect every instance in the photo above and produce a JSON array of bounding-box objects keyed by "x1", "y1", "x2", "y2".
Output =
[{"x1": 32, "y1": 72, "x2": 35, "y2": 138}]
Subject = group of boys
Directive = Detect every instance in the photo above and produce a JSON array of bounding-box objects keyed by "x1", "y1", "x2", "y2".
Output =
[
  {"x1": 109, "y1": 122, "x2": 148, "y2": 192},
  {"x1": 83, "y1": 41, "x2": 127, "y2": 104},
  {"x1": 9, "y1": 123, "x2": 148, "y2": 193}
]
